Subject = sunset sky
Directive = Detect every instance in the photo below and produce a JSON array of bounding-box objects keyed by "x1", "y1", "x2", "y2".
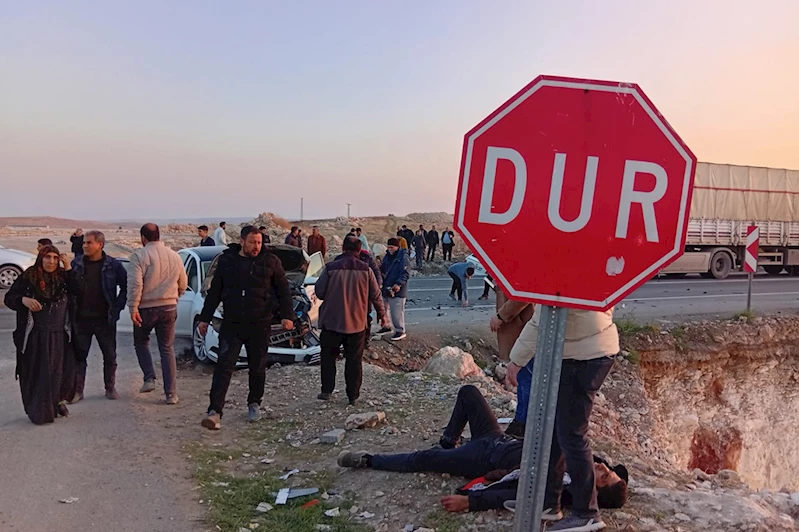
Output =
[{"x1": 2, "y1": 1, "x2": 798, "y2": 221}]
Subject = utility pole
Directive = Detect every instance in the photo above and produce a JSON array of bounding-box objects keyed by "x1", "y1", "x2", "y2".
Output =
[
  {"x1": 346, "y1": 203, "x2": 351, "y2": 219},
  {"x1": 300, "y1": 198, "x2": 304, "y2": 222}
]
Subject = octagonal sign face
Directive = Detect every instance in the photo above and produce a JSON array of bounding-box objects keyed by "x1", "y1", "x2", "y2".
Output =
[{"x1": 455, "y1": 75, "x2": 697, "y2": 311}]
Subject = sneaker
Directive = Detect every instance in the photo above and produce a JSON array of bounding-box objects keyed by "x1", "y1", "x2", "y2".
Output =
[
  {"x1": 202, "y1": 411, "x2": 221, "y2": 431},
  {"x1": 56, "y1": 402, "x2": 69, "y2": 418},
  {"x1": 317, "y1": 392, "x2": 332, "y2": 401},
  {"x1": 68, "y1": 392, "x2": 84, "y2": 405},
  {"x1": 165, "y1": 393, "x2": 179, "y2": 405},
  {"x1": 390, "y1": 332, "x2": 407, "y2": 341},
  {"x1": 248, "y1": 403, "x2": 262, "y2": 423},
  {"x1": 105, "y1": 388, "x2": 119, "y2": 400},
  {"x1": 348, "y1": 397, "x2": 358, "y2": 407},
  {"x1": 502, "y1": 501, "x2": 563, "y2": 521},
  {"x1": 376, "y1": 326, "x2": 392, "y2": 334},
  {"x1": 337, "y1": 450, "x2": 370, "y2": 469},
  {"x1": 139, "y1": 380, "x2": 156, "y2": 393},
  {"x1": 478, "y1": 295, "x2": 489, "y2": 300},
  {"x1": 547, "y1": 514, "x2": 605, "y2": 531},
  {"x1": 449, "y1": 293, "x2": 456, "y2": 301}
]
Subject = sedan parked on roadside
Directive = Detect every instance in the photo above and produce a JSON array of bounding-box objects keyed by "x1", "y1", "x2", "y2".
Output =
[{"x1": 0, "y1": 245, "x2": 36, "y2": 289}]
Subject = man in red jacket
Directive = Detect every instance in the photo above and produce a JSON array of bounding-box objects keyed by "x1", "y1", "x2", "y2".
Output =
[{"x1": 307, "y1": 226, "x2": 327, "y2": 258}]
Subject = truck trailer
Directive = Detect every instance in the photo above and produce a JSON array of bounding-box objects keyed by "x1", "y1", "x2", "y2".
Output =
[{"x1": 662, "y1": 162, "x2": 799, "y2": 279}]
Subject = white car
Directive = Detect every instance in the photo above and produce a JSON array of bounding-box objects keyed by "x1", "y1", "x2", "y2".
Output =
[
  {"x1": 0, "y1": 245, "x2": 36, "y2": 289},
  {"x1": 118, "y1": 245, "x2": 324, "y2": 367}
]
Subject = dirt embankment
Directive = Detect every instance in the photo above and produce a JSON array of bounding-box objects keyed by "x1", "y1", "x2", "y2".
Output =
[{"x1": 163, "y1": 316, "x2": 799, "y2": 532}]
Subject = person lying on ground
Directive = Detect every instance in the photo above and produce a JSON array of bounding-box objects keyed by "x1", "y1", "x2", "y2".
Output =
[{"x1": 337, "y1": 385, "x2": 628, "y2": 514}]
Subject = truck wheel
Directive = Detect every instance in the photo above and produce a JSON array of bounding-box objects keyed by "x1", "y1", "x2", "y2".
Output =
[
  {"x1": 764, "y1": 265, "x2": 784, "y2": 276},
  {"x1": 708, "y1": 251, "x2": 733, "y2": 279}
]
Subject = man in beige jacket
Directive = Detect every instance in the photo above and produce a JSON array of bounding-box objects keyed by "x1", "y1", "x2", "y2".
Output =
[
  {"x1": 127, "y1": 223, "x2": 188, "y2": 404},
  {"x1": 504, "y1": 307, "x2": 619, "y2": 532}
]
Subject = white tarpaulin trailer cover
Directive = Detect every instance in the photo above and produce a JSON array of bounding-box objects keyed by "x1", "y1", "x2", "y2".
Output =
[{"x1": 691, "y1": 162, "x2": 799, "y2": 222}]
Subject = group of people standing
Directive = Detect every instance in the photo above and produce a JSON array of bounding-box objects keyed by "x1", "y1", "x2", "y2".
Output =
[
  {"x1": 7, "y1": 224, "x2": 189, "y2": 425},
  {"x1": 197, "y1": 222, "x2": 230, "y2": 247},
  {"x1": 396, "y1": 224, "x2": 456, "y2": 268}
]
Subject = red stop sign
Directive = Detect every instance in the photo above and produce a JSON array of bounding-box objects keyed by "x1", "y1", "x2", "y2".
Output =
[{"x1": 455, "y1": 75, "x2": 697, "y2": 311}]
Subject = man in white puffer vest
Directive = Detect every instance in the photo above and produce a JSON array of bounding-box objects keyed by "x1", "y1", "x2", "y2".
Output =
[{"x1": 504, "y1": 307, "x2": 619, "y2": 532}]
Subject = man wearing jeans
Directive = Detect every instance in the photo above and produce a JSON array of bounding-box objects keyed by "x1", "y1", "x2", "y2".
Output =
[
  {"x1": 315, "y1": 236, "x2": 388, "y2": 405},
  {"x1": 127, "y1": 223, "x2": 187, "y2": 405},
  {"x1": 69, "y1": 230, "x2": 127, "y2": 402},
  {"x1": 379, "y1": 239, "x2": 410, "y2": 341},
  {"x1": 504, "y1": 307, "x2": 619, "y2": 532}
]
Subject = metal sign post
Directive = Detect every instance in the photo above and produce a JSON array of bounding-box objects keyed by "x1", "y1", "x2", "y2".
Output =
[
  {"x1": 513, "y1": 305, "x2": 569, "y2": 532},
  {"x1": 747, "y1": 272, "x2": 753, "y2": 313}
]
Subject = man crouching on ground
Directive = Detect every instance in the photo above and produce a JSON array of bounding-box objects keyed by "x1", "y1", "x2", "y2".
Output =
[
  {"x1": 197, "y1": 225, "x2": 296, "y2": 430},
  {"x1": 337, "y1": 385, "x2": 627, "y2": 519}
]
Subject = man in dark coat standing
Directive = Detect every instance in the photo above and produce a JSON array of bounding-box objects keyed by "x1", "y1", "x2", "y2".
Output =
[
  {"x1": 69, "y1": 230, "x2": 127, "y2": 402},
  {"x1": 197, "y1": 226, "x2": 296, "y2": 430},
  {"x1": 426, "y1": 225, "x2": 440, "y2": 262},
  {"x1": 315, "y1": 236, "x2": 388, "y2": 405}
]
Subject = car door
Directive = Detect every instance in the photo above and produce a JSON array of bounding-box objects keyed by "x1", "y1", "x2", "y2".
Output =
[
  {"x1": 176, "y1": 251, "x2": 198, "y2": 336},
  {"x1": 304, "y1": 251, "x2": 324, "y2": 324}
]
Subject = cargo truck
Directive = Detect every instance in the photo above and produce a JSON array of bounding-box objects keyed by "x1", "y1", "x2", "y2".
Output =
[{"x1": 661, "y1": 162, "x2": 799, "y2": 279}]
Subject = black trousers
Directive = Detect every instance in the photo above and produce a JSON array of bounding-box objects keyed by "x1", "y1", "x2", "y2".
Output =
[
  {"x1": 320, "y1": 329, "x2": 366, "y2": 400},
  {"x1": 208, "y1": 321, "x2": 270, "y2": 415},
  {"x1": 426, "y1": 245, "x2": 437, "y2": 261},
  {"x1": 449, "y1": 272, "x2": 463, "y2": 300},
  {"x1": 442, "y1": 243, "x2": 454, "y2": 261},
  {"x1": 371, "y1": 385, "x2": 519, "y2": 478},
  {"x1": 544, "y1": 357, "x2": 615, "y2": 518},
  {"x1": 73, "y1": 318, "x2": 118, "y2": 392}
]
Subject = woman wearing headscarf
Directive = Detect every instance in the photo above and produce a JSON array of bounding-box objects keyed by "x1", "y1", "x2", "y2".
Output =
[{"x1": 4, "y1": 245, "x2": 77, "y2": 424}]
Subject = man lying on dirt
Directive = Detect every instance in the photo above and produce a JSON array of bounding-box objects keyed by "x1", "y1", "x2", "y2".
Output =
[{"x1": 338, "y1": 385, "x2": 627, "y2": 518}]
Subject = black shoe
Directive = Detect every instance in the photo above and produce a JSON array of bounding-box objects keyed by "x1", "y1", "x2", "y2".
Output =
[
  {"x1": 105, "y1": 388, "x2": 119, "y2": 400},
  {"x1": 438, "y1": 436, "x2": 457, "y2": 449},
  {"x1": 348, "y1": 397, "x2": 358, "y2": 406},
  {"x1": 56, "y1": 403, "x2": 69, "y2": 418},
  {"x1": 376, "y1": 326, "x2": 392, "y2": 334},
  {"x1": 505, "y1": 420, "x2": 526, "y2": 438},
  {"x1": 317, "y1": 392, "x2": 332, "y2": 401}
]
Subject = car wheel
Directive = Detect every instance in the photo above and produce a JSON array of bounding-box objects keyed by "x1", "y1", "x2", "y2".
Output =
[
  {"x1": 0, "y1": 265, "x2": 22, "y2": 289},
  {"x1": 192, "y1": 319, "x2": 213, "y2": 363}
]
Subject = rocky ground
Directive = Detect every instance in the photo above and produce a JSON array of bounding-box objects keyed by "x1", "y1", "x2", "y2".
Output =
[{"x1": 156, "y1": 316, "x2": 799, "y2": 532}]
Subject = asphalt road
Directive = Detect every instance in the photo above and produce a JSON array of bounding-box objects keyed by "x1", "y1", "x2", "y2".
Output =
[
  {"x1": 1, "y1": 273, "x2": 797, "y2": 529},
  {"x1": 401, "y1": 273, "x2": 799, "y2": 324}
]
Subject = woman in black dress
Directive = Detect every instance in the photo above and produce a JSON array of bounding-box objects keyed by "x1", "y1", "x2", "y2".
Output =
[{"x1": 4, "y1": 245, "x2": 76, "y2": 425}]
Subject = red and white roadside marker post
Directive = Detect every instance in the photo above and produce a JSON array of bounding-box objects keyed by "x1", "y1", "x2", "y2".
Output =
[
  {"x1": 744, "y1": 225, "x2": 759, "y2": 312},
  {"x1": 455, "y1": 75, "x2": 697, "y2": 532}
]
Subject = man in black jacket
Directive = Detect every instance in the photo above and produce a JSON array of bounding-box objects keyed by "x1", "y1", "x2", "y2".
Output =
[
  {"x1": 69, "y1": 230, "x2": 127, "y2": 402},
  {"x1": 338, "y1": 385, "x2": 627, "y2": 519},
  {"x1": 426, "y1": 225, "x2": 440, "y2": 262},
  {"x1": 70, "y1": 228, "x2": 84, "y2": 256},
  {"x1": 197, "y1": 226, "x2": 297, "y2": 430}
]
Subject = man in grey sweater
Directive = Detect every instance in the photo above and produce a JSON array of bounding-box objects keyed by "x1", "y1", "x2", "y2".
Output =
[{"x1": 127, "y1": 223, "x2": 188, "y2": 404}]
